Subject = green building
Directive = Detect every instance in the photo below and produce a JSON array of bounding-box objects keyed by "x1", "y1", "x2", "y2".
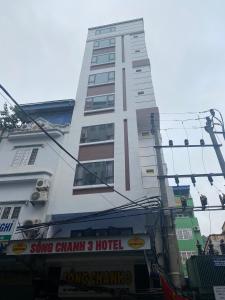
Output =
[{"x1": 173, "y1": 185, "x2": 203, "y2": 277}]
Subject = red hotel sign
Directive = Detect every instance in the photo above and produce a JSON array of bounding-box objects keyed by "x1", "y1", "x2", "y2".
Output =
[{"x1": 7, "y1": 235, "x2": 150, "y2": 255}]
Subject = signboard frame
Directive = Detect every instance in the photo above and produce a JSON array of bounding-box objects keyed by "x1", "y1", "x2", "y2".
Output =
[{"x1": 7, "y1": 235, "x2": 151, "y2": 256}]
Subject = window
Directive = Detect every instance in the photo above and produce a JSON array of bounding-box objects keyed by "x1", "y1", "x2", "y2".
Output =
[
  {"x1": 85, "y1": 94, "x2": 115, "y2": 111},
  {"x1": 11, "y1": 147, "x2": 39, "y2": 167},
  {"x1": 136, "y1": 69, "x2": 142, "y2": 72},
  {"x1": 135, "y1": 50, "x2": 140, "y2": 53},
  {"x1": 138, "y1": 91, "x2": 144, "y2": 95},
  {"x1": 0, "y1": 206, "x2": 21, "y2": 219},
  {"x1": 94, "y1": 38, "x2": 115, "y2": 49},
  {"x1": 88, "y1": 71, "x2": 115, "y2": 86},
  {"x1": 1, "y1": 207, "x2": 11, "y2": 219},
  {"x1": 180, "y1": 251, "x2": 196, "y2": 264},
  {"x1": 176, "y1": 228, "x2": 193, "y2": 240},
  {"x1": 91, "y1": 53, "x2": 115, "y2": 65},
  {"x1": 95, "y1": 27, "x2": 116, "y2": 35},
  {"x1": 74, "y1": 161, "x2": 114, "y2": 186},
  {"x1": 80, "y1": 123, "x2": 114, "y2": 143},
  {"x1": 11, "y1": 207, "x2": 21, "y2": 219}
]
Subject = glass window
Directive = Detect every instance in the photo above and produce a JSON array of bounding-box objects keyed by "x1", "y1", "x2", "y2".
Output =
[
  {"x1": 11, "y1": 147, "x2": 39, "y2": 167},
  {"x1": 88, "y1": 71, "x2": 115, "y2": 86},
  {"x1": 74, "y1": 161, "x2": 114, "y2": 186},
  {"x1": 180, "y1": 251, "x2": 196, "y2": 264},
  {"x1": 80, "y1": 123, "x2": 114, "y2": 143},
  {"x1": 94, "y1": 38, "x2": 115, "y2": 49},
  {"x1": 85, "y1": 94, "x2": 115, "y2": 111},
  {"x1": 28, "y1": 148, "x2": 38, "y2": 165},
  {"x1": 1, "y1": 207, "x2": 11, "y2": 219},
  {"x1": 11, "y1": 207, "x2": 21, "y2": 219},
  {"x1": 91, "y1": 53, "x2": 115, "y2": 65},
  {"x1": 95, "y1": 27, "x2": 116, "y2": 35},
  {"x1": 176, "y1": 228, "x2": 193, "y2": 240}
]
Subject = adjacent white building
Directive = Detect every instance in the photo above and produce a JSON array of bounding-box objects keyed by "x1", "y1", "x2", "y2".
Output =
[{"x1": 0, "y1": 100, "x2": 75, "y2": 242}]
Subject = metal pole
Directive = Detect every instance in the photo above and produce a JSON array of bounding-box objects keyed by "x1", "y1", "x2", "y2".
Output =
[
  {"x1": 151, "y1": 113, "x2": 182, "y2": 288},
  {"x1": 205, "y1": 117, "x2": 225, "y2": 176}
]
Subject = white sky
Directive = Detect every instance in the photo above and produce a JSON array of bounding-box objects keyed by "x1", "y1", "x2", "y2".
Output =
[{"x1": 0, "y1": 0, "x2": 225, "y2": 236}]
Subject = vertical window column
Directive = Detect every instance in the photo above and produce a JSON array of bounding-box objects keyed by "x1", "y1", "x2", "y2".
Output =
[
  {"x1": 122, "y1": 68, "x2": 127, "y2": 111},
  {"x1": 124, "y1": 119, "x2": 130, "y2": 191},
  {"x1": 121, "y1": 35, "x2": 125, "y2": 63}
]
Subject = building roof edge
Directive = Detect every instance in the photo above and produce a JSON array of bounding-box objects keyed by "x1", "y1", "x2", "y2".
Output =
[{"x1": 88, "y1": 18, "x2": 143, "y2": 30}]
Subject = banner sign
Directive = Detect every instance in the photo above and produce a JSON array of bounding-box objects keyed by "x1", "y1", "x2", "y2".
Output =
[
  {"x1": 7, "y1": 235, "x2": 150, "y2": 255},
  {"x1": 0, "y1": 219, "x2": 17, "y2": 237},
  {"x1": 214, "y1": 286, "x2": 225, "y2": 300},
  {"x1": 58, "y1": 265, "x2": 135, "y2": 297}
]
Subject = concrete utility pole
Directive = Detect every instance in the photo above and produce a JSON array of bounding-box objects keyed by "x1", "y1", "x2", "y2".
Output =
[
  {"x1": 151, "y1": 113, "x2": 182, "y2": 289},
  {"x1": 205, "y1": 116, "x2": 225, "y2": 175}
]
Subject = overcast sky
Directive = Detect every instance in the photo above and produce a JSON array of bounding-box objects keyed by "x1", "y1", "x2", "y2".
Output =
[{"x1": 1, "y1": 0, "x2": 225, "y2": 236}]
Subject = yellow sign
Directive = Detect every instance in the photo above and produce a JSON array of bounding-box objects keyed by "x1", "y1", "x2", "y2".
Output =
[
  {"x1": 62, "y1": 270, "x2": 132, "y2": 286},
  {"x1": 128, "y1": 236, "x2": 145, "y2": 249},
  {"x1": 12, "y1": 242, "x2": 27, "y2": 254}
]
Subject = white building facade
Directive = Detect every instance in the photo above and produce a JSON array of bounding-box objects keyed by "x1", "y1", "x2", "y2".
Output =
[
  {"x1": 0, "y1": 100, "x2": 75, "y2": 242},
  {"x1": 2, "y1": 19, "x2": 178, "y2": 298},
  {"x1": 47, "y1": 18, "x2": 172, "y2": 220}
]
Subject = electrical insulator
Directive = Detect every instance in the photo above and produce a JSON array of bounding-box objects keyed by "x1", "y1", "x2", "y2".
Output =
[
  {"x1": 208, "y1": 175, "x2": 213, "y2": 185},
  {"x1": 200, "y1": 194, "x2": 208, "y2": 210},
  {"x1": 175, "y1": 176, "x2": 179, "y2": 186},
  {"x1": 210, "y1": 109, "x2": 215, "y2": 117},
  {"x1": 184, "y1": 139, "x2": 189, "y2": 146},
  {"x1": 181, "y1": 196, "x2": 187, "y2": 210},
  {"x1": 219, "y1": 194, "x2": 225, "y2": 208},
  {"x1": 200, "y1": 139, "x2": 205, "y2": 146},
  {"x1": 169, "y1": 140, "x2": 173, "y2": 147},
  {"x1": 191, "y1": 176, "x2": 196, "y2": 186}
]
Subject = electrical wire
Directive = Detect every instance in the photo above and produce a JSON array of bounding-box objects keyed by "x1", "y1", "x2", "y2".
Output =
[
  {"x1": 160, "y1": 110, "x2": 210, "y2": 115},
  {"x1": 16, "y1": 197, "x2": 161, "y2": 232},
  {"x1": 45, "y1": 140, "x2": 118, "y2": 209},
  {"x1": 0, "y1": 89, "x2": 122, "y2": 211},
  {"x1": 0, "y1": 84, "x2": 146, "y2": 210},
  {"x1": 161, "y1": 126, "x2": 203, "y2": 130}
]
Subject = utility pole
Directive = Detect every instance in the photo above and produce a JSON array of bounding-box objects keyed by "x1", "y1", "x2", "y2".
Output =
[
  {"x1": 205, "y1": 116, "x2": 225, "y2": 175},
  {"x1": 151, "y1": 112, "x2": 182, "y2": 289}
]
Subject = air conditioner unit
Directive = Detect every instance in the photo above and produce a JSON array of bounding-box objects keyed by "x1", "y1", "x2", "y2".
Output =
[
  {"x1": 36, "y1": 178, "x2": 50, "y2": 191},
  {"x1": 23, "y1": 219, "x2": 46, "y2": 239},
  {"x1": 30, "y1": 191, "x2": 48, "y2": 205}
]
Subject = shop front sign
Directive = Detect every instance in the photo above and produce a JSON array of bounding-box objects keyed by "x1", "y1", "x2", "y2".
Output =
[
  {"x1": 58, "y1": 265, "x2": 135, "y2": 298},
  {"x1": 7, "y1": 235, "x2": 150, "y2": 255}
]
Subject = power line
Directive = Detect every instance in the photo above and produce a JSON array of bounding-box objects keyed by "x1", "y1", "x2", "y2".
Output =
[
  {"x1": 45, "y1": 140, "x2": 118, "y2": 209},
  {"x1": 0, "y1": 84, "x2": 146, "y2": 209},
  {"x1": 160, "y1": 110, "x2": 210, "y2": 115},
  {"x1": 16, "y1": 196, "x2": 161, "y2": 232},
  {"x1": 16, "y1": 203, "x2": 225, "y2": 234}
]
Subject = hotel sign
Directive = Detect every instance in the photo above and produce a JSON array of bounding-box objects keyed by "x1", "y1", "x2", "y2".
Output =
[{"x1": 7, "y1": 235, "x2": 150, "y2": 255}]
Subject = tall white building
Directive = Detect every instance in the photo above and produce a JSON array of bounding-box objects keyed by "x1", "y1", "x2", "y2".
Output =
[
  {"x1": 3, "y1": 19, "x2": 179, "y2": 298},
  {"x1": 47, "y1": 18, "x2": 173, "y2": 219}
]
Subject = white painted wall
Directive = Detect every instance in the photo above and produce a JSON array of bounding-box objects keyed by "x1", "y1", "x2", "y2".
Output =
[
  {"x1": 46, "y1": 19, "x2": 163, "y2": 219},
  {"x1": 0, "y1": 126, "x2": 70, "y2": 239}
]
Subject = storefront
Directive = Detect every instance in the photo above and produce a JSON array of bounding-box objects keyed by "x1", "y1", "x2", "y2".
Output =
[{"x1": 5, "y1": 235, "x2": 157, "y2": 299}]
